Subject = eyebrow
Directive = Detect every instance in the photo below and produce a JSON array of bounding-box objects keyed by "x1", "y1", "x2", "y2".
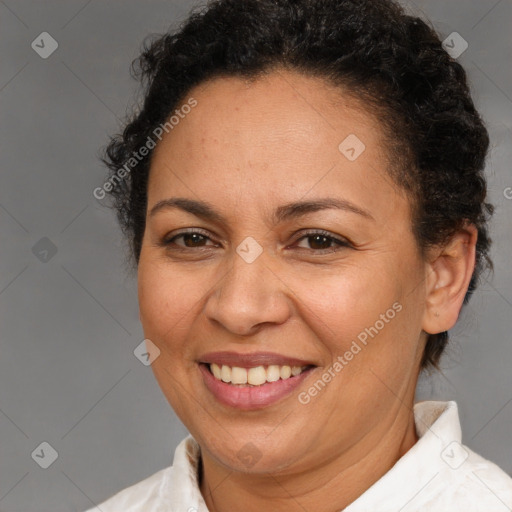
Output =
[{"x1": 149, "y1": 197, "x2": 375, "y2": 224}]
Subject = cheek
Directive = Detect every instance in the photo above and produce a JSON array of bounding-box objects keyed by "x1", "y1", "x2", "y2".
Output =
[
  {"x1": 137, "y1": 256, "x2": 204, "y2": 415},
  {"x1": 284, "y1": 258, "x2": 421, "y2": 371},
  {"x1": 285, "y1": 263, "x2": 399, "y2": 339},
  {"x1": 137, "y1": 256, "x2": 209, "y2": 338},
  {"x1": 289, "y1": 270, "x2": 420, "y2": 417}
]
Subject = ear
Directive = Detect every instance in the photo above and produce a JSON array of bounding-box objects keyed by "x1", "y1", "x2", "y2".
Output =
[{"x1": 422, "y1": 223, "x2": 478, "y2": 335}]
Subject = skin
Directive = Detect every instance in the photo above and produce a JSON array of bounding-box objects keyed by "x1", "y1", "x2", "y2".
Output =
[{"x1": 137, "y1": 68, "x2": 477, "y2": 512}]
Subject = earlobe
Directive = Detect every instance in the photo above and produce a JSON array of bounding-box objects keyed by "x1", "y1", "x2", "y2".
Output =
[{"x1": 422, "y1": 224, "x2": 478, "y2": 335}]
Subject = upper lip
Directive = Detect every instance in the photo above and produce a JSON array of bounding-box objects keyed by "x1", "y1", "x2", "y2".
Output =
[{"x1": 198, "y1": 351, "x2": 316, "y2": 368}]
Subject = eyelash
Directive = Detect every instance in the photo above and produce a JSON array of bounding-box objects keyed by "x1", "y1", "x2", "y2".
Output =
[{"x1": 162, "y1": 228, "x2": 351, "y2": 254}]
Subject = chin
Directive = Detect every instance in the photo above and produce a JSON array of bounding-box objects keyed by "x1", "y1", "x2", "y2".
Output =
[{"x1": 200, "y1": 431, "x2": 305, "y2": 475}]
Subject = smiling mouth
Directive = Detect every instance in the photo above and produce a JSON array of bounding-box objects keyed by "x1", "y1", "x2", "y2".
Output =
[{"x1": 204, "y1": 363, "x2": 314, "y2": 386}]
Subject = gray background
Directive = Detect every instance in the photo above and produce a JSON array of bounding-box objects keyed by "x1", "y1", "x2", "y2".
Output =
[{"x1": 0, "y1": 1, "x2": 511, "y2": 511}]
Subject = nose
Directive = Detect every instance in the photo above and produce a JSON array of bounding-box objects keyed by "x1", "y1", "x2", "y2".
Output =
[{"x1": 203, "y1": 247, "x2": 292, "y2": 337}]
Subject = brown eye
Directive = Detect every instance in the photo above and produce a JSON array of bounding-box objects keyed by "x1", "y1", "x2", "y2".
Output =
[
  {"x1": 176, "y1": 233, "x2": 208, "y2": 247},
  {"x1": 163, "y1": 229, "x2": 218, "y2": 249},
  {"x1": 304, "y1": 234, "x2": 334, "y2": 250},
  {"x1": 294, "y1": 230, "x2": 351, "y2": 253}
]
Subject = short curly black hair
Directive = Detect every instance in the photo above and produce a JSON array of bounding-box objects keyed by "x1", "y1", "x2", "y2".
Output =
[{"x1": 100, "y1": 0, "x2": 493, "y2": 370}]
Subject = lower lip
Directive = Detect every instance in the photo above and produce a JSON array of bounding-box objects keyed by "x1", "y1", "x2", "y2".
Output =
[{"x1": 199, "y1": 364, "x2": 314, "y2": 410}]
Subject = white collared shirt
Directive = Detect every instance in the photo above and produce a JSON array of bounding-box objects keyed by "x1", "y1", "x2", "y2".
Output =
[{"x1": 84, "y1": 401, "x2": 512, "y2": 511}]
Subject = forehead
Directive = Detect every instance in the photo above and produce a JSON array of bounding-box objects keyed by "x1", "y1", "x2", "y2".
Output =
[
  {"x1": 153, "y1": 69, "x2": 381, "y2": 158},
  {"x1": 148, "y1": 69, "x2": 408, "y2": 226}
]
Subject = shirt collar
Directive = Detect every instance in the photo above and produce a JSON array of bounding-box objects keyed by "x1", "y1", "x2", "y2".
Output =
[{"x1": 345, "y1": 400, "x2": 462, "y2": 510}]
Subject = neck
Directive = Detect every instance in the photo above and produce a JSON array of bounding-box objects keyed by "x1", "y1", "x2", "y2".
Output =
[{"x1": 200, "y1": 408, "x2": 419, "y2": 512}]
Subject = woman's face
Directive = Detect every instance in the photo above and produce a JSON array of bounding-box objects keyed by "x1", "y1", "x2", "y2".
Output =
[{"x1": 138, "y1": 69, "x2": 429, "y2": 475}]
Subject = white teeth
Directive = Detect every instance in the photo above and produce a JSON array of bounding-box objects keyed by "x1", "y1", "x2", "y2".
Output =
[
  {"x1": 280, "y1": 365, "x2": 292, "y2": 379},
  {"x1": 248, "y1": 366, "x2": 267, "y2": 385},
  {"x1": 266, "y1": 365, "x2": 280, "y2": 382},
  {"x1": 211, "y1": 363, "x2": 222, "y2": 380},
  {"x1": 231, "y1": 366, "x2": 248, "y2": 384},
  {"x1": 291, "y1": 366, "x2": 302, "y2": 376},
  {"x1": 220, "y1": 365, "x2": 231, "y2": 383},
  {"x1": 208, "y1": 363, "x2": 308, "y2": 385}
]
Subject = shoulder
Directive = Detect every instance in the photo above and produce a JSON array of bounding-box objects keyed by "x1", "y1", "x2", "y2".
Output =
[
  {"x1": 83, "y1": 465, "x2": 172, "y2": 512},
  {"x1": 450, "y1": 445, "x2": 512, "y2": 507},
  {"x1": 415, "y1": 400, "x2": 512, "y2": 509},
  {"x1": 345, "y1": 401, "x2": 512, "y2": 511}
]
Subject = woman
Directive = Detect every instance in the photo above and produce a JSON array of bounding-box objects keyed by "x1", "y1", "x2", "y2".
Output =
[{"x1": 86, "y1": 0, "x2": 512, "y2": 510}]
